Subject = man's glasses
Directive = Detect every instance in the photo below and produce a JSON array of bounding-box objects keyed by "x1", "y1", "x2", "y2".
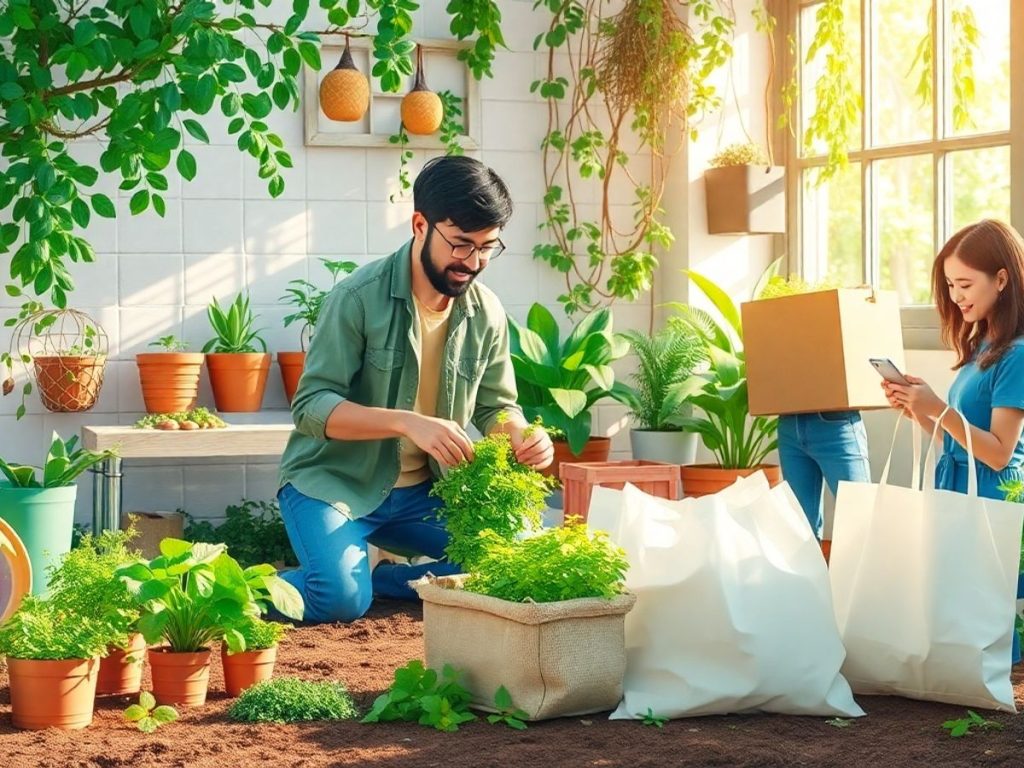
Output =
[{"x1": 431, "y1": 225, "x2": 505, "y2": 262}]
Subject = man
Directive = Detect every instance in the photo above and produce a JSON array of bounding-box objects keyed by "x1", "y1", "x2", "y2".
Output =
[{"x1": 277, "y1": 156, "x2": 554, "y2": 623}]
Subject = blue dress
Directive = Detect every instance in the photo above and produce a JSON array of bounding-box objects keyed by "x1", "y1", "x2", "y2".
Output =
[{"x1": 935, "y1": 338, "x2": 1024, "y2": 664}]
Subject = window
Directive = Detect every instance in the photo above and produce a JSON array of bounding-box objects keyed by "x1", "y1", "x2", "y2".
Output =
[{"x1": 784, "y1": 0, "x2": 1019, "y2": 348}]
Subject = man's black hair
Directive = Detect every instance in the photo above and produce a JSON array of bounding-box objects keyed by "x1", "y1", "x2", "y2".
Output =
[{"x1": 413, "y1": 156, "x2": 513, "y2": 233}]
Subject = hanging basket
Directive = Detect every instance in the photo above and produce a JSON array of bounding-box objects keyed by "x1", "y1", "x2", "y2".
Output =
[
  {"x1": 319, "y1": 34, "x2": 369, "y2": 122},
  {"x1": 5, "y1": 309, "x2": 108, "y2": 414},
  {"x1": 401, "y1": 45, "x2": 443, "y2": 135}
]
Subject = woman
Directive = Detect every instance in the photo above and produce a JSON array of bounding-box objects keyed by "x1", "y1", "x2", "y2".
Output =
[{"x1": 883, "y1": 218, "x2": 1024, "y2": 664}]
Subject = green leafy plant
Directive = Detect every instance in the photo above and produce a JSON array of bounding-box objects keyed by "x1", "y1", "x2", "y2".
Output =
[
  {"x1": 465, "y1": 519, "x2": 628, "y2": 603},
  {"x1": 229, "y1": 677, "x2": 358, "y2": 723},
  {"x1": 486, "y1": 685, "x2": 528, "y2": 730},
  {"x1": 825, "y1": 717, "x2": 853, "y2": 728},
  {"x1": 183, "y1": 499, "x2": 297, "y2": 569},
  {"x1": 203, "y1": 292, "x2": 266, "y2": 354},
  {"x1": 148, "y1": 335, "x2": 189, "y2": 352},
  {"x1": 124, "y1": 691, "x2": 178, "y2": 734},
  {"x1": 708, "y1": 142, "x2": 768, "y2": 168},
  {"x1": 639, "y1": 707, "x2": 668, "y2": 727},
  {"x1": 618, "y1": 322, "x2": 707, "y2": 431},
  {"x1": 0, "y1": 594, "x2": 110, "y2": 660},
  {"x1": 666, "y1": 270, "x2": 778, "y2": 469},
  {"x1": 361, "y1": 660, "x2": 477, "y2": 732},
  {"x1": 508, "y1": 303, "x2": 631, "y2": 455},
  {"x1": 115, "y1": 538, "x2": 303, "y2": 653},
  {"x1": 223, "y1": 615, "x2": 290, "y2": 654},
  {"x1": 0, "y1": 431, "x2": 116, "y2": 488},
  {"x1": 280, "y1": 258, "x2": 357, "y2": 350},
  {"x1": 942, "y1": 710, "x2": 1003, "y2": 738},
  {"x1": 133, "y1": 407, "x2": 228, "y2": 431},
  {"x1": 46, "y1": 527, "x2": 141, "y2": 653},
  {"x1": 431, "y1": 430, "x2": 556, "y2": 570}
]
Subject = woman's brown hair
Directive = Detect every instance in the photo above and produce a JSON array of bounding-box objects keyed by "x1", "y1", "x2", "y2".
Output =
[{"x1": 931, "y1": 219, "x2": 1024, "y2": 370}]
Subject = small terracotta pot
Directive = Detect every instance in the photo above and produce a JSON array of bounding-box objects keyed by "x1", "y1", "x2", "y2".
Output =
[
  {"x1": 33, "y1": 355, "x2": 106, "y2": 413},
  {"x1": 221, "y1": 644, "x2": 278, "y2": 697},
  {"x1": 136, "y1": 352, "x2": 205, "y2": 414},
  {"x1": 679, "y1": 464, "x2": 782, "y2": 498},
  {"x1": 96, "y1": 633, "x2": 146, "y2": 696},
  {"x1": 148, "y1": 647, "x2": 212, "y2": 707},
  {"x1": 205, "y1": 352, "x2": 271, "y2": 412},
  {"x1": 7, "y1": 657, "x2": 99, "y2": 730},
  {"x1": 277, "y1": 351, "x2": 306, "y2": 405},
  {"x1": 541, "y1": 436, "x2": 612, "y2": 481}
]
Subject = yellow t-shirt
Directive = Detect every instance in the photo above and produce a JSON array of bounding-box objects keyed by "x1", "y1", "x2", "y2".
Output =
[{"x1": 395, "y1": 295, "x2": 452, "y2": 487}]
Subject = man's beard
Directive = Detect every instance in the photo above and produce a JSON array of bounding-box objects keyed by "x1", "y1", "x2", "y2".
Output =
[{"x1": 421, "y1": 229, "x2": 481, "y2": 297}]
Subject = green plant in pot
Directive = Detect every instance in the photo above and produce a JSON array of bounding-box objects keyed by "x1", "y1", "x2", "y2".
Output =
[
  {"x1": 0, "y1": 594, "x2": 110, "y2": 729},
  {"x1": 666, "y1": 269, "x2": 779, "y2": 496},
  {"x1": 115, "y1": 538, "x2": 304, "y2": 707},
  {"x1": 0, "y1": 432, "x2": 117, "y2": 594},
  {"x1": 202, "y1": 292, "x2": 270, "y2": 413},
  {"x1": 136, "y1": 334, "x2": 206, "y2": 415},
  {"x1": 46, "y1": 527, "x2": 145, "y2": 696},
  {"x1": 618, "y1": 320, "x2": 708, "y2": 465},
  {"x1": 278, "y1": 258, "x2": 357, "y2": 404},
  {"x1": 221, "y1": 615, "x2": 291, "y2": 697},
  {"x1": 508, "y1": 303, "x2": 632, "y2": 476}
]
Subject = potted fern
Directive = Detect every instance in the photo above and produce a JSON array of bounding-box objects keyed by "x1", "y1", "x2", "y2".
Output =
[
  {"x1": 618, "y1": 320, "x2": 707, "y2": 465},
  {"x1": 704, "y1": 142, "x2": 785, "y2": 235},
  {"x1": 202, "y1": 292, "x2": 270, "y2": 412}
]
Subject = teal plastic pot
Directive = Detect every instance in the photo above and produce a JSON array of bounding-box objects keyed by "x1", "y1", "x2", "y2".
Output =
[{"x1": 0, "y1": 482, "x2": 78, "y2": 595}]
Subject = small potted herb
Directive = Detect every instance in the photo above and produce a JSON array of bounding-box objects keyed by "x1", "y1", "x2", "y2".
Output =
[
  {"x1": 221, "y1": 615, "x2": 290, "y2": 697},
  {"x1": 135, "y1": 335, "x2": 206, "y2": 415},
  {"x1": 277, "y1": 258, "x2": 356, "y2": 403},
  {"x1": 704, "y1": 142, "x2": 785, "y2": 235},
  {"x1": 202, "y1": 292, "x2": 270, "y2": 412}
]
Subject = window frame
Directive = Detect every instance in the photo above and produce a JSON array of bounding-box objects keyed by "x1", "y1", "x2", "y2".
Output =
[{"x1": 778, "y1": 0, "x2": 1024, "y2": 350}]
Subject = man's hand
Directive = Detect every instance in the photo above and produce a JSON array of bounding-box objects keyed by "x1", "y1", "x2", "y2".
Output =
[
  {"x1": 400, "y1": 413, "x2": 475, "y2": 467},
  {"x1": 509, "y1": 424, "x2": 555, "y2": 470}
]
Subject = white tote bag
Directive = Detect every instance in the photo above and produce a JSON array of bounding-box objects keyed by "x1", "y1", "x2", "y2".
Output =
[
  {"x1": 588, "y1": 477, "x2": 863, "y2": 719},
  {"x1": 830, "y1": 409, "x2": 1024, "y2": 711}
]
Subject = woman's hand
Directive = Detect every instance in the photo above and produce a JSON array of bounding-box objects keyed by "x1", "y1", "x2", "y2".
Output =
[{"x1": 883, "y1": 375, "x2": 946, "y2": 422}]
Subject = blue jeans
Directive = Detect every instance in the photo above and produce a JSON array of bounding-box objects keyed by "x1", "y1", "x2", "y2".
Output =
[
  {"x1": 777, "y1": 411, "x2": 871, "y2": 538},
  {"x1": 277, "y1": 481, "x2": 461, "y2": 623}
]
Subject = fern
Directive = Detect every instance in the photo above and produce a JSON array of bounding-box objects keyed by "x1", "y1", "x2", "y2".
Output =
[{"x1": 620, "y1": 322, "x2": 706, "y2": 430}]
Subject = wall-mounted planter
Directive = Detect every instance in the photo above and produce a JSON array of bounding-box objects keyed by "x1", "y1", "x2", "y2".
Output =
[{"x1": 704, "y1": 165, "x2": 786, "y2": 235}]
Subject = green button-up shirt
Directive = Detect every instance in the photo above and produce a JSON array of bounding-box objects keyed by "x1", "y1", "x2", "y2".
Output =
[{"x1": 278, "y1": 241, "x2": 523, "y2": 518}]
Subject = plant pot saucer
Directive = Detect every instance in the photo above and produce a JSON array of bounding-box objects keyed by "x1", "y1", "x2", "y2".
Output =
[{"x1": 0, "y1": 516, "x2": 32, "y2": 622}]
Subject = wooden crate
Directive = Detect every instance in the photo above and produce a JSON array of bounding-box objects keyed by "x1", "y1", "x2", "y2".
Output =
[{"x1": 561, "y1": 460, "x2": 680, "y2": 522}]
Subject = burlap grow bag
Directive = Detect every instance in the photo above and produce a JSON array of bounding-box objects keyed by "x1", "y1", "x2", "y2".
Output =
[{"x1": 412, "y1": 575, "x2": 636, "y2": 721}]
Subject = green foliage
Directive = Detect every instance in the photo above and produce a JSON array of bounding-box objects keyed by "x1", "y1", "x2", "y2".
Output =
[
  {"x1": 618, "y1": 322, "x2": 707, "y2": 431},
  {"x1": 708, "y1": 142, "x2": 767, "y2": 168},
  {"x1": 666, "y1": 270, "x2": 778, "y2": 469},
  {"x1": 909, "y1": 6, "x2": 980, "y2": 132},
  {"x1": 431, "y1": 431, "x2": 555, "y2": 570},
  {"x1": 133, "y1": 407, "x2": 228, "y2": 430},
  {"x1": 202, "y1": 292, "x2": 266, "y2": 354},
  {"x1": 0, "y1": 594, "x2": 110, "y2": 660},
  {"x1": 755, "y1": 274, "x2": 836, "y2": 300},
  {"x1": 639, "y1": 707, "x2": 668, "y2": 727},
  {"x1": 508, "y1": 303, "x2": 632, "y2": 455},
  {"x1": 115, "y1": 538, "x2": 303, "y2": 653},
  {"x1": 148, "y1": 335, "x2": 189, "y2": 352},
  {"x1": 0, "y1": 431, "x2": 116, "y2": 488},
  {"x1": 279, "y1": 258, "x2": 357, "y2": 348},
  {"x1": 183, "y1": 499, "x2": 297, "y2": 569},
  {"x1": 124, "y1": 691, "x2": 178, "y2": 734},
  {"x1": 486, "y1": 685, "x2": 528, "y2": 730},
  {"x1": 229, "y1": 677, "x2": 358, "y2": 724},
  {"x1": 223, "y1": 615, "x2": 290, "y2": 654},
  {"x1": 942, "y1": 710, "x2": 1003, "y2": 738},
  {"x1": 438, "y1": 91, "x2": 466, "y2": 156},
  {"x1": 361, "y1": 660, "x2": 477, "y2": 732},
  {"x1": 825, "y1": 717, "x2": 852, "y2": 728},
  {"x1": 46, "y1": 527, "x2": 141, "y2": 652},
  {"x1": 464, "y1": 519, "x2": 628, "y2": 603}
]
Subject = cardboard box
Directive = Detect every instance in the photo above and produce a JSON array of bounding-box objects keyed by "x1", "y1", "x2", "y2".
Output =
[
  {"x1": 741, "y1": 288, "x2": 905, "y2": 416},
  {"x1": 121, "y1": 511, "x2": 184, "y2": 559}
]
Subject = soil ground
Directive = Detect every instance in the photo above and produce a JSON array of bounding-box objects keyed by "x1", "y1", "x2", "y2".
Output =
[{"x1": 2, "y1": 601, "x2": 1022, "y2": 768}]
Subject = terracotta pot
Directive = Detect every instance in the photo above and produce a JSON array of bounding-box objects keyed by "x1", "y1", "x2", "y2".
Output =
[
  {"x1": 205, "y1": 352, "x2": 271, "y2": 412},
  {"x1": 541, "y1": 436, "x2": 612, "y2": 481},
  {"x1": 33, "y1": 355, "x2": 106, "y2": 412},
  {"x1": 136, "y1": 352, "x2": 205, "y2": 414},
  {"x1": 148, "y1": 647, "x2": 212, "y2": 707},
  {"x1": 96, "y1": 633, "x2": 146, "y2": 696},
  {"x1": 221, "y1": 644, "x2": 278, "y2": 697},
  {"x1": 820, "y1": 539, "x2": 832, "y2": 565},
  {"x1": 679, "y1": 463, "x2": 782, "y2": 498},
  {"x1": 7, "y1": 657, "x2": 99, "y2": 730},
  {"x1": 277, "y1": 351, "x2": 306, "y2": 405}
]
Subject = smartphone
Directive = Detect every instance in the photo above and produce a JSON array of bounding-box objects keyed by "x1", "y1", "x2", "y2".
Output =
[{"x1": 869, "y1": 357, "x2": 911, "y2": 385}]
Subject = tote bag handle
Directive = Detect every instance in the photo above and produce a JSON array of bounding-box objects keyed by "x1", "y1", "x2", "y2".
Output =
[{"x1": 923, "y1": 406, "x2": 979, "y2": 498}]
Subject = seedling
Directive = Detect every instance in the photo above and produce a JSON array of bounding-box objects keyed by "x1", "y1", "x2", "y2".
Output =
[
  {"x1": 825, "y1": 717, "x2": 853, "y2": 728},
  {"x1": 638, "y1": 707, "x2": 668, "y2": 728},
  {"x1": 486, "y1": 685, "x2": 528, "y2": 730},
  {"x1": 124, "y1": 692, "x2": 178, "y2": 733},
  {"x1": 942, "y1": 710, "x2": 1003, "y2": 738},
  {"x1": 148, "y1": 335, "x2": 190, "y2": 352}
]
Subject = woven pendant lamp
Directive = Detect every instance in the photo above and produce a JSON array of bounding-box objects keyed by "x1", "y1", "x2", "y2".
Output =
[
  {"x1": 401, "y1": 45, "x2": 443, "y2": 135},
  {"x1": 319, "y1": 34, "x2": 369, "y2": 122}
]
